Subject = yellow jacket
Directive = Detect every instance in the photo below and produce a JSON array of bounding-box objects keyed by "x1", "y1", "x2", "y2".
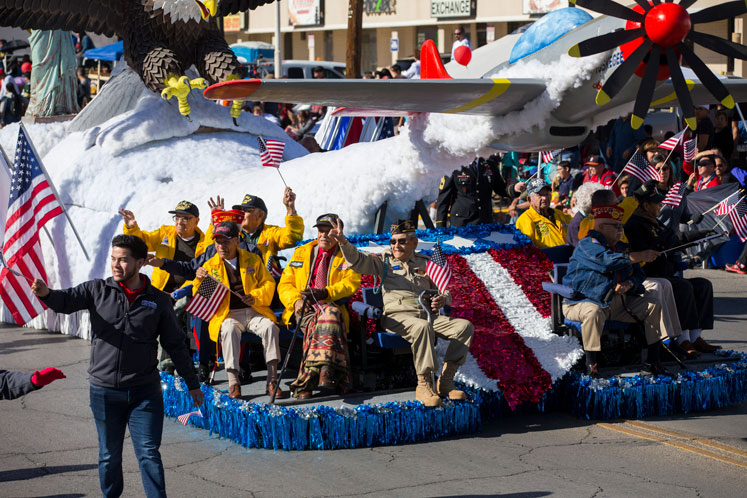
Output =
[
  {"x1": 124, "y1": 224, "x2": 208, "y2": 291},
  {"x1": 578, "y1": 196, "x2": 639, "y2": 244},
  {"x1": 277, "y1": 241, "x2": 361, "y2": 329},
  {"x1": 204, "y1": 215, "x2": 305, "y2": 262},
  {"x1": 194, "y1": 248, "x2": 277, "y2": 343},
  {"x1": 515, "y1": 207, "x2": 572, "y2": 249}
]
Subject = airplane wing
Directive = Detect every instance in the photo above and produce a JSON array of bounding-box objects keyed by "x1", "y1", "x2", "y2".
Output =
[
  {"x1": 203, "y1": 78, "x2": 547, "y2": 116},
  {"x1": 651, "y1": 78, "x2": 747, "y2": 109}
]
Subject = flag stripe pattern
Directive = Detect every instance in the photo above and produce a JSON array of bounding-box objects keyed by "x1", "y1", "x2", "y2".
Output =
[
  {"x1": 728, "y1": 199, "x2": 747, "y2": 242},
  {"x1": 177, "y1": 409, "x2": 202, "y2": 426},
  {"x1": 426, "y1": 242, "x2": 451, "y2": 294},
  {"x1": 622, "y1": 150, "x2": 661, "y2": 183},
  {"x1": 540, "y1": 149, "x2": 560, "y2": 164},
  {"x1": 0, "y1": 126, "x2": 63, "y2": 325},
  {"x1": 662, "y1": 182, "x2": 686, "y2": 207},
  {"x1": 715, "y1": 194, "x2": 738, "y2": 216},
  {"x1": 267, "y1": 256, "x2": 282, "y2": 279},
  {"x1": 258, "y1": 137, "x2": 285, "y2": 168},
  {"x1": 659, "y1": 128, "x2": 686, "y2": 151},
  {"x1": 185, "y1": 276, "x2": 228, "y2": 321},
  {"x1": 683, "y1": 138, "x2": 696, "y2": 162}
]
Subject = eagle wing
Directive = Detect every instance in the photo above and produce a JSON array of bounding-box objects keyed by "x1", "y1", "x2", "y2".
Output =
[
  {"x1": 0, "y1": 0, "x2": 125, "y2": 38},
  {"x1": 219, "y1": 0, "x2": 277, "y2": 16}
]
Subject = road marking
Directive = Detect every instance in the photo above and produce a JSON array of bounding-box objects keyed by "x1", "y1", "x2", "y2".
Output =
[
  {"x1": 597, "y1": 422, "x2": 747, "y2": 470},
  {"x1": 445, "y1": 79, "x2": 511, "y2": 114}
]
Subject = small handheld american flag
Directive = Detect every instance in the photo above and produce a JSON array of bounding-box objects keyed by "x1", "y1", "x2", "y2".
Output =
[
  {"x1": 728, "y1": 199, "x2": 747, "y2": 242},
  {"x1": 715, "y1": 194, "x2": 739, "y2": 216},
  {"x1": 662, "y1": 182, "x2": 686, "y2": 207},
  {"x1": 683, "y1": 138, "x2": 696, "y2": 162},
  {"x1": 622, "y1": 150, "x2": 661, "y2": 183},
  {"x1": 177, "y1": 408, "x2": 203, "y2": 426},
  {"x1": 266, "y1": 256, "x2": 282, "y2": 279},
  {"x1": 540, "y1": 149, "x2": 560, "y2": 164},
  {"x1": 258, "y1": 136, "x2": 285, "y2": 168},
  {"x1": 659, "y1": 128, "x2": 687, "y2": 151},
  {"x1": 426, "y1": 241, "x2": 451, "y2": 294},
  {"x1": 185, "y1": 276, "x2": 229, "y2": 321}
]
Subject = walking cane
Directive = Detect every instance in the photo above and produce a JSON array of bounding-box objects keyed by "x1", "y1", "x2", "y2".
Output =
[
  {"x1": 270, "y1": 295, "x2": 311, "y2": 404},
  {"x1": 418, "y1": 289, "x2": 439, "y2": 385}
]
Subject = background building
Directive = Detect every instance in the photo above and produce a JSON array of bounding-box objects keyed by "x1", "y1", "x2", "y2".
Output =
[{"x1": 222, "y1": 0, "x2": 744, "y2": 77}]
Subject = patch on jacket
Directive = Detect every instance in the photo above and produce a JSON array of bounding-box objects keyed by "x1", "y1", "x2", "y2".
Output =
[
  {"x1": 211, "y1": 269, "x2": 221, "y2": 279},
  {"x1": 338, "y1": 263, "x2": 349, "y2": 270},
  {"x1": 537, "y1": 223, "x2": 550, "y2": 236},
  {"x1": 290, "y1": 261, "x2": 303, "y2": 267},
  {"x1": 391, "y1": 265, "x2": 402, "y2": 270},
  {"x1": 140, "y1": 300, "x2": 158, "y2": 309},
  {"x1": 161, "y1": 238, "x2": 169, "y2": 245},
  {"x1": 414, "y1": 268, "x2": 426, "y2": 275},
  {"x1": 247, "y1": 268, "x2": 255, "y2": 273},
  {"x1": 590, "y1": 238, "x2": 601, "y2": 245}
]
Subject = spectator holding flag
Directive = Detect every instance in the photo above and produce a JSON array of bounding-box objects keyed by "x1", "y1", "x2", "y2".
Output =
[
  {"x1": 651, "y1": 154, "x2": 697, "y2": 233},
  {"x1": 332, "y1": 219, "x2": 474, "y2": 407},
  {"x1": 690, "y1": 151, "x2": 722, "y2": 191},
  {"x1": 192, "y1": 221, "x2": 285, "y2": 400}
]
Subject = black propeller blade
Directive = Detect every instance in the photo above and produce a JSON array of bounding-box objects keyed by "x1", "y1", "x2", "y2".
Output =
[
  {"x1": 596, "y1": 39, "x2": 653, "y2": 106},
  {"x1": 631, "y1": 45, "x2": 662, "y2": 129},
  {"x1": 688, "y1": 30, "x2": 747, "y2": 60},
  {"x1": 690, "y1": 0, "x2": 747, "y2": 24},
  {"x1": 679, "y1": 0, "x2": 698, "y2": 9},
  {"x1": 678, "y1": 42, "x2": 735, "y2": 109},
  {"x1": 665, "y1": 46, "x2": 697, "y2": 130},
  {"x1": 569, "y1": 28, "x2": 645, "y2": 57},
  {"x1": 571, "y1": 0, "x2": 645, "y2": 23},
  {"x1": 633, "y1": 0, "x2": 654, "y2": 9}
]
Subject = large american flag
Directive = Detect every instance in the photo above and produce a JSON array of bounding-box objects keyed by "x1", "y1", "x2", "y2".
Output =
[
  {"x1": 426, "y1": 242, "x2": 451, "y2": 294},
  {"x1": 659, "y1": 128, "x2": 687, "y2": 151},
  {"x1": 662, "y1": 182, "x2": 686, "y2": 207},
  {"x1": 622, "y1": 150, "x2": 661, "y2": 183},
  {"x1": 185, "y1": 276, "x2": 228, "y2": 321},
  {"x1": 0, "y1": 127, "x2": 63, "y2": 325},
  {"x1": 728, "y1": 198, "x2": 747, "y2": 242},
  {"x1": 258, "y1": 136, "x2": 285, "y2": 168}
]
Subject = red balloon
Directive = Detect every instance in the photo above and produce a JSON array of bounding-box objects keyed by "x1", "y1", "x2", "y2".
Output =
[{"x1": 454, "y1": 45, "x2": 472, "y2": 66}]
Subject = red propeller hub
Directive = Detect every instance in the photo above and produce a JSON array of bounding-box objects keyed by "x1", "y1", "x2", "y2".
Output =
[
  {"x1": 622, "y1": 3, "x2": 682, "y2": 81},
  {"x1": 644, "y1": 3, "x2": 691, "y2": 47}
]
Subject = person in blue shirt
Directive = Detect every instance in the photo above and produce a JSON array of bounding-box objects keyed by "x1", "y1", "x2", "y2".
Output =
[
  {"x1": 606, "y1": 114, "x2": 646, "y2": 173},
  {"x1": 561, "y1": 205, "x2": 669, "y2": 377}
]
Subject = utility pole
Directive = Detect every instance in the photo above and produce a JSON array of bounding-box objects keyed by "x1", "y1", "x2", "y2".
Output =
[
  {"x1": 346, "y1": 0, "x2": 363, "y2": 79},
  {"x1": 274, "y1": 0, "x2": 282, "y2": 79}
]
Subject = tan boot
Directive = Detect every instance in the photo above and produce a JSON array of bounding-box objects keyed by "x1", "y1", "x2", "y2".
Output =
[
  {"x1": 415, "y1": 374, "x2": 442, "y2": 407},
  {"x1": 436, "y1": 362, "x2": 467, "y2": 401}
]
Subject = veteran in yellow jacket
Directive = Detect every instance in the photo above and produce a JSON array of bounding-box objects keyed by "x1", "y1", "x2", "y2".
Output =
[
  {"x1": 193, "y1": 222, "x2": 286, "y2": 400},
  {"x1": 277, "y1": 214, "x2": 361, "y2": 399},
  {"x1": 515, "y1": 179, "x2": 572, "y2": 249},
  {"x1": 120, "y1": 201, "x2": 209, "y2": 293}
]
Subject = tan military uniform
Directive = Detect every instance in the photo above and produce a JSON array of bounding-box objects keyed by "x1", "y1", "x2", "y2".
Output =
[{"x1": 339, "y1": 240, "x2": 473, "y2": 375}]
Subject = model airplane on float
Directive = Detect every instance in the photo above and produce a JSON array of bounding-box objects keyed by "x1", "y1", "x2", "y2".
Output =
[{"x1": 205, "y1": 0, "x2": 747, "y2": 151}]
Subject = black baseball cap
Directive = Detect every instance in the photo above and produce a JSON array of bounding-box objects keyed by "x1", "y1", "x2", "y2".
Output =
[
  {"x1": 213, "y1": 221, "x2": 240, "y2": 239},
  {"x1": 168, "y1": 200, "x2": 199, "y2": 218},
  {"x1": 633, "y1": 180, "x2": 665, "y2": 203},
  {"x1": 314, "y1": 213, "x2": 343, "y2": 229},
  {"x1": 232, "y1": 194, "x2": 267, "y2": 213}
]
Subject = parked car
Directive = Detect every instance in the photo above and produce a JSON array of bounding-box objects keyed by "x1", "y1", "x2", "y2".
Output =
[{"x1": 247, "y1": 59, "x2": 346, "y2": 79}]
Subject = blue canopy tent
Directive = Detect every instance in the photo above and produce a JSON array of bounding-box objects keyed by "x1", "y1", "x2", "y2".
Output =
[
  {"x1": 230, "y1": 43, "x2": 274, "y2": 63},
  {"x1": 84, "y1": 40, "x2": 124, "y2": 62},
  {"x1": 83, "y1": 41, "x2": 123, "y2": 95}
]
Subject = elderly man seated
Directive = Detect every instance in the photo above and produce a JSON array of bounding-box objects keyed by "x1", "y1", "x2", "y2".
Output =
[
  {"x1": 277, "y1": 214, "x2": 361, "y2": 399},
  {"x1": 516, "y1": 178, "x2": 572, "y2": 249},
  {"x1": 330, "y1": 219, "x2": 474, "y2": 407},
  {"x1": 562, "y1": 205, "x2": 670, "y2": 377},
  {"x1": 194, "y1": 222, "x2": 286, "y2": 399}
]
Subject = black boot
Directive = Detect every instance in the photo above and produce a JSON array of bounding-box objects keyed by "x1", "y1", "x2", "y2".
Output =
[
  {"x1": 585, "y1": 351, "x2": 601, "y2": 378},
  {"x1": 642, "y1": 342, "x2": 673, "y2": 377}
]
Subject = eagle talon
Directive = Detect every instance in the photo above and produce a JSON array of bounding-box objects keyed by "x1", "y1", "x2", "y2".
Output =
[
  {"x1": 161, "y1": 75, "x2": 201, "y2": 118},
  {"x1": 230, "y1": 100, "x2": 243, "y2": 125},
  {"x1": 233, "y1": 118, "x2": 239, "y2": 127}
]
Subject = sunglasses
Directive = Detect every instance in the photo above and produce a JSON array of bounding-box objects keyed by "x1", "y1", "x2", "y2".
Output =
[
  {"x1": 656, "y1": 166, "x2": 671, "y2": 171},
  {"x1": 390, "y1": 238, "x2": 409, "y2": 246},
  {"x1": 697, "y1": 162, "x2": 713, "y2": 167}
]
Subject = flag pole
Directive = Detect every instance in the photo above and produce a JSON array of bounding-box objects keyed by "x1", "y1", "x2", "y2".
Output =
[
  {"x1": 712, "y1": 194, "x2": 746, "y2": 232},
  {"x1": 19, "y1": 124, "x2": 90, "y2": 261},
  {"x1": 699, "y1": 189, "x2": 743, "y2": 217},
  {"x1": 276, "y1": 168, "x2": 288, "y2": 188}
]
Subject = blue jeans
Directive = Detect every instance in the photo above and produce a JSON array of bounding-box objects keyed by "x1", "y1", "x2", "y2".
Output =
[{"x1": 89, "y1": 382, "x2": 166, "y2": 498}]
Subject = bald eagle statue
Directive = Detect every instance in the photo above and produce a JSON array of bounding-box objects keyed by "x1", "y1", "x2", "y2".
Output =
[{"x1": 0, "y1": 0, "x2": 275, "y2": 121}]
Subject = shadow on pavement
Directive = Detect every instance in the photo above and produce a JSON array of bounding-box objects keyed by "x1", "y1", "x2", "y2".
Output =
[
  {"x1": 0, "y1": 464, "x2": 97, "y2": 482},
  {"x1": 714, "y1": 297, "x2": 747, "y2": 315},
  {"x1": 478, "y1": 412, "x2": 592, "y2": 437}
]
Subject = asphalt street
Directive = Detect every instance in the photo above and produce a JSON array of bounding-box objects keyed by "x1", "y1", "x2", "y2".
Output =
[{"x1": 1, "y1": 268, "x2": 745, "y2": 498}]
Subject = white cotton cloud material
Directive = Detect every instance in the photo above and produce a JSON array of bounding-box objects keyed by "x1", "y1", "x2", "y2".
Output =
[
  {"x1": 436, "y1": 342, "x2": 500, "y2": 392},
  {"x1": 464, "y1": 252, "x2": 583, "y2": 381}
]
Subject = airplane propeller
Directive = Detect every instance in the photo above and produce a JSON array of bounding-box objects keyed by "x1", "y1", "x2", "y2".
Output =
[{"x1": 569, "y1": 0, "x2": 747, "y2": 130}]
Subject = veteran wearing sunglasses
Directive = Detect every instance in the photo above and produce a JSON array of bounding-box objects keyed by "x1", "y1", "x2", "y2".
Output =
[{"x1": 330, "y1": 219, "x2": 474, "y2": 408}]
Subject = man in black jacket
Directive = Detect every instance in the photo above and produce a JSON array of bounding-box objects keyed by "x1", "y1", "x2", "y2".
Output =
[
  {"x1": 624, "y1": 182, "x2": 720, "y2": 357},
  {"x1": 436, "y1": 155, "x2": 523, "y2": 227},
  {"x1": 31, "y1": 235, "x2": 202, "y2": 498}
]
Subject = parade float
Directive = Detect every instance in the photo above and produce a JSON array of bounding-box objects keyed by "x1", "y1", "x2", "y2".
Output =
[{"x1": 0, "y1": 1, "x2": 746, "y2": 450}]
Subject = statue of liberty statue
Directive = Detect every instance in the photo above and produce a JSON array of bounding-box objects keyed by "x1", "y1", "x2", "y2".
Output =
[{"x1": 26, "y1": 30, "x2": 79, "y2": 116}]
